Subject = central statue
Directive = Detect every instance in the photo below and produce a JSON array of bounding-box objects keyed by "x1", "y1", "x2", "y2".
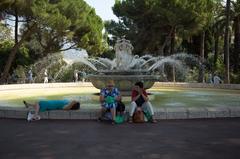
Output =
[
  {"x1": 88, "y1": 37, "x2": 160, "y2": 93},
  {"x1": 114, "y1": 37, "x2": 134, "y2": 70}
]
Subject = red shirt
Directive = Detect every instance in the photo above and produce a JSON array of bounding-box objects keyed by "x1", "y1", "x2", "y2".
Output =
[{"x1": 131, "y1": 89, "x2": 148, "y2": 101}]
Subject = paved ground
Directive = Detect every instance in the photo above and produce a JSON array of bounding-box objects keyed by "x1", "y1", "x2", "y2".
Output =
[{"x1": 0, "y1": 118, "x2": 240, "y2": 159}]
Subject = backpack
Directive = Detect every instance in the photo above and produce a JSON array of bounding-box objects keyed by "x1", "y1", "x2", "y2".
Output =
[{"x1": 116, "y1": 101, "x2": 125, "y2": 112}]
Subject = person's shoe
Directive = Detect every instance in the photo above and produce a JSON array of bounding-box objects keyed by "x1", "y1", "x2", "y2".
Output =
[
  {"x1": 32, "y1": 114, "x2": 41, "y2": 121},
  {"x1": 27, "y1": 111, "x2": 33, "y2": 121},
  {"x1": 23, "y1": 101, "x2": 28, "y2": 108},
  {"x1": 97, "y1": 117, "x2": 102, "y2": 122},
  {"x1": 150, "y1": 118, "x2": 157, "y2": 123},
  {"x1": 111, "y1": 120, "x2": 115, "y2": 125}
]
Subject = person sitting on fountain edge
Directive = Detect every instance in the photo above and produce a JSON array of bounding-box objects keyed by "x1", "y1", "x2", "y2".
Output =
[
  {"x1": 98, "y1": 80, "x2": 121, "y2": 124},
  {"x1": 129, "y1": 81, "x2": 157, "y2": 123},
  {"x1": 23, "y1": 99, "x2": 80, "y2": 121}
]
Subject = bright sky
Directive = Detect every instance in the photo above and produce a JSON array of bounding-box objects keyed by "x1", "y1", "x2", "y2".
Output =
[{"x1": 84, "y1": 0, "x2": 118, "y2": 21}]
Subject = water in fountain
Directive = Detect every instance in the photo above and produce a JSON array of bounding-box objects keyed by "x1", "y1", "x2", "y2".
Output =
[
  {"x1": 30, "y1": 37, "x2": 200, "y2": 91},
  {"x1": 31, "y1": 49, "x2": 91, "y2": 82},
  {"x1": 85, "y1": 38, "x2": 200, "y2": 92}
]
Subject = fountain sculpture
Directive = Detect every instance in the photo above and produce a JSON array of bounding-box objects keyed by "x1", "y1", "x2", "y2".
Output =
[
  {"x1": 88, "y1": 37, "x2": 161, "y2": 92},
  {"x1": 31, "y1": 37, "x2": 198, "y2": 92}
]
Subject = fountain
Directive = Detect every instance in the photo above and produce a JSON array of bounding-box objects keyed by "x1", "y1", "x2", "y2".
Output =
[
  {"x1": 30, "y1": 37, "x2": 199, "y2": 92},
  {"x1": 87, "y1": 37, "x2": 197, "y2": 93},
  {"x1": 1, "y1": 37, "x2": 240, "y2": 120},
  {"x1": 87, "y1": 37, "x2": 162, "y2": 92}
]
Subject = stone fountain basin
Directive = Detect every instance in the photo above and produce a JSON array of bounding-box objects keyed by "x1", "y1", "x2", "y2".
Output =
[
  {"x1": 97, "y1": 69, "x2": 150, "y2": 75},
  {"x1": 88, "y1": 74, "x2": 161, "y2": 92}
]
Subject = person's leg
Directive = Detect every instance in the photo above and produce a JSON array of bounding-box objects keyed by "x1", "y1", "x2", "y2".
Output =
[
  {"x1": 23, "y1": 101, "x2": 40, "y2": 116},
  {"x1": 142, "y1": 101, "x2": 157, "y2": 123},
  {"x1": 101, "y1": 107, "x2": 107, "y2": 116},
  {"x1": 23, "y1": 101, "x2": 40, "y2": 113},
  {"x1": 142, "y1": 101, "x2": 154, "y2": 115},
  {"x1": 98, "y1": 106, "x2": 107, "y2": 121},
  {"x1": 129, "y1": 101, "x2": 137, "y2": 122},
  {"x1": 34, "y1": 103, "x2": 40, "y2": 115},
  {"x1": 23, "y1": 101, "x2": 35, "y2": 108},
  {"x1": 110, "y1": 107, "x2": 116, "y2": 123}
]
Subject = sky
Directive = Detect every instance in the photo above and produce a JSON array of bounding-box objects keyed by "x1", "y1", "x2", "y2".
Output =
[{"x1": 84, "y1": 0, "x2": 118, "y2": 21}]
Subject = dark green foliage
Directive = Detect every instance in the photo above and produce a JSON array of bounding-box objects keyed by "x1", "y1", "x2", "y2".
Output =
[
  {"x1": 106, "y1": 0, "x2": 215, "y2": 56},
  {"x1": 30, "y1": 0, "x2": 105, "y2": 56},
  {"x1": 0, "y1": 40, "x2": 30, "y2": 73},
  {"x1": 0, "y1": 0, "x2": 105, "y2": 82}
]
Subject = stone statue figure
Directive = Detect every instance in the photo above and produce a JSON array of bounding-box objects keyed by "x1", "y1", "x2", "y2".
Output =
[
  {"x1": 114, "y1": 38, "x2": 122, "y2": 68},
  {"x1": 114, "y1": 37, "x2": 134, "y2": 70}
]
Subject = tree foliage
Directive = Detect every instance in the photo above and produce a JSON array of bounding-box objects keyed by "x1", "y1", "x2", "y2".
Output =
[
  {"x1": 106, "y1": 0, "x2": 216, "y2": 56},
  {"x1": 0, "y1": 23, "x2": 12, "y2": 41},
  {"x1": 0, "y1": 40, "x2": 30, "y2": 73},
  {"x1": 0, "y1": 0, "x2": 105, "y2": 83},
  {"x1": 30, "y1": 0, "x2": 105, "y2": 55}
]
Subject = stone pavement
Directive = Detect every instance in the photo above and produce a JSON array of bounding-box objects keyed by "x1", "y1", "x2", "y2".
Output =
[
  {"x1": 0, "y1": 118, "x2": 240, "y2": 159},
  {"x1": 1, "y1": 106, "x2": 240, "y2": 120}
]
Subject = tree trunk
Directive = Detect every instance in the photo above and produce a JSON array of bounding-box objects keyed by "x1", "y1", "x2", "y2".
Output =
[
  {"x1": 198, "y1": 31, "x2": 205, "y2": 83},
  {"x1": 170, "y1": 27, "x2": 176, "y2": 55},
  {"x1": 233, "y1": 15, "x2": 240, "y2": 73},
  {"x1": 160, "y1": 27, "x2": 174, "y2": 56},
  {"x1": 0, "y1": 24, "x2": 36, "y2": 84},
  {"x1": 224, "y1": 0, "x2": 231, "y2": 84},
  {"x1": 14, "y1": 8, "x2": 18, "y2": 44},
  {"x1": 214, "y1": 28, "x2": 219, "y2": 70}
]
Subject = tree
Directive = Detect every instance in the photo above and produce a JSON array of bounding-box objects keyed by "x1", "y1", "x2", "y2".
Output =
[
  {"x1": 31, "y1": 0, "x2": 105, "y2": 56},
  {"x1": 224, "y1": 0, "x2": 231, "y2": 83},
  {"x1": 232, "y1": 0, "x2": 240, "y2": 74},
  {"x1": 0, "y1": 0, "x2": 105, "y2": 83},
  {"x1": 108, "y1": 0, "x2": 216, "y2": 57},
  {"x1": 0, "y1": 40, "x2": 30, "y2": 73},
  {"x1": 0, "y1": 23, "x2": 12, "y2": 40}
]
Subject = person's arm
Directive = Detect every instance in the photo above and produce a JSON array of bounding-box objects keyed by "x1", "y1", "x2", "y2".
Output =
[
  {"x1": 114, "y1": 88, "x2": 121, "y2": 101},
  {"x1": 132, "y1": 88, "x2": 141, "y2": 102},
  {"x1": 99, "y1": 89, "x2": 105, "y2": 103},
  {"x1": 100, "y1": 95, "x2": 105, "y2": 103},
  {"x1": 140, "y1": 89, "x2": 149, "y2": 101}
]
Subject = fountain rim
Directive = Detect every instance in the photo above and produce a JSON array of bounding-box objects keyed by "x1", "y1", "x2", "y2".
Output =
[
  {"x1": 87, "y1": 74, "x2": 161, "y2": 79},
  {"x1": 96, "y1": 69, "x2": 151, "y2": 75},
  {"x1": 0, "y1": 82, "x2": 239, "y2": 90},
  {"x1": 0, "y1": 82, "x2": 240, "y2": 120}
]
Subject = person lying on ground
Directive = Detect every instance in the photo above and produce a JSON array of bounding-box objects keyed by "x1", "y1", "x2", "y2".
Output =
[{"x1": 23, "y1": 99, "x2": 80, "y2": 119}]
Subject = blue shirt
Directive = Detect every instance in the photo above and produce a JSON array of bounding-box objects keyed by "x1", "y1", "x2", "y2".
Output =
[
  {"x1": 100, "y1": 87, "x2": 120, "y2": 109},
  {"x1": 38, "y1": 100, "x2": 70, "y2": 112}
]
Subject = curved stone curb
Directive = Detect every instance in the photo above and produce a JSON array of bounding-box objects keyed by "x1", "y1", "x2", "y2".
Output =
[
  {"x1": 1, "y1": 82, "x2": 239, "y2": 120},
  {"x1": 0, "y1": 82, "x2": 94, "y2": 92},
  {"x1": 1, "y1": 107, "x2": 240, "y2": 120},
  {"x1": 153, "y1": 82, "x2": 240, "y2": 90}
]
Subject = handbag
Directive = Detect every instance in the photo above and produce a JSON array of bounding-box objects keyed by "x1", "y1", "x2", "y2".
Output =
[{"x1": 133, "y1": 110, "x2": 145, "y2": 123}]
